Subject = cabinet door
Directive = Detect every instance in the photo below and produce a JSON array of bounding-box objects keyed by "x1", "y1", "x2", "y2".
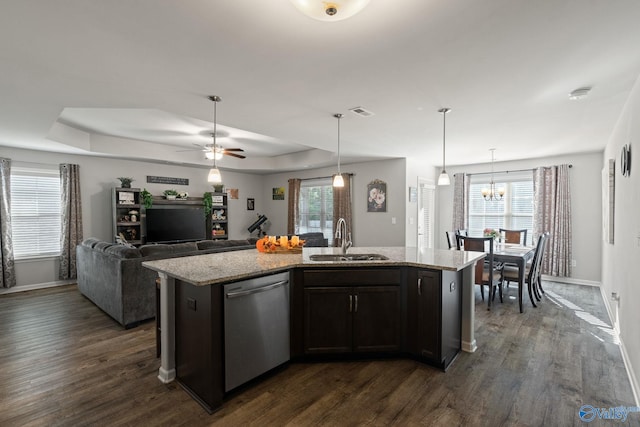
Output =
[
  {"x1": 353, "y1": 286, "x2": 401, "y2": 353},
  {"x1": 304, "y1": 287, "x2": 352, "y2": 354},
  {"x1": 417, "y1": 270, "x2": 441, "y2": 362}
]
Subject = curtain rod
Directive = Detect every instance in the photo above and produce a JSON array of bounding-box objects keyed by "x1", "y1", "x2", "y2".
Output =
[{"x1": 463, "y1": 164, "x2": 572, "y2": 177}]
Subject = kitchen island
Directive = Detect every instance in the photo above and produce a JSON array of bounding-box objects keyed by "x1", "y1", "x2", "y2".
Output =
[{"x1": 143, "y1": 246, "x2": 484, "y2": 412}]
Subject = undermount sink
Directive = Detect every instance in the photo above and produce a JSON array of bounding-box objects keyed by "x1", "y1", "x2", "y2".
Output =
[{"x1": 309, "y1": 253, "x2": 389, "y2": 262}]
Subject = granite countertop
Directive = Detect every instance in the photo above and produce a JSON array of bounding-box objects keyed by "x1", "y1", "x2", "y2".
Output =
[{"x1": 143, "y1": 246, "x2": 485, "y2": 287}]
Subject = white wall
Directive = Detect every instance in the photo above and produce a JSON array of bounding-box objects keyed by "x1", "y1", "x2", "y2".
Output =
[
  {"x1": 1, "y1": 147, "x2": 263, "y2": 286},
  {"x1": 602, "y1": 74, "x2": 640, "y2": 403},
  {"x1": 436, "y1": 151, "x2": 603, "y2": 283},
  {"x1": 259, "y1": 158, "x2": 408, "y2": 247}
]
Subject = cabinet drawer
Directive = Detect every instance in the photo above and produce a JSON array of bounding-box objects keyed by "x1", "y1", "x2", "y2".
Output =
[{"x1": 303, "y1": 269, "x2": 400, "y2": 287}]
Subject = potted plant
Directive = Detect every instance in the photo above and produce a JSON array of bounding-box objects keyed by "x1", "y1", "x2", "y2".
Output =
[
  {"x1": 141, "y1": 189, "x2": 153, "y2": 209},
  {"x1": 163, "y1": 189, "x2": 179, "y2": 200},
  {"x1": 117, "y1": 177, "x2": 134, "y2": 188},
  {"x1": 203, "y1": 192, "x2": 213, "y2": 216}
]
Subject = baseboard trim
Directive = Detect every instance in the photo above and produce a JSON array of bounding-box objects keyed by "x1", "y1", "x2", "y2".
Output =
[
  {"x1": 541, "y1": 275, "x2": 601, "y2": 287},
  {"x1": 461, "y1": 340, "x2": 477, "y2": 353},
  {"x1": 599, "y1": 284, "x2": 640, "y2": 406},
  {"x1": 0, "y1": 280, "x2": 75, "y2": 295}
]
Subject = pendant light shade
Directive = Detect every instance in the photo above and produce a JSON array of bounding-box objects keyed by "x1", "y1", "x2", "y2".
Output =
[
  {"x1": 289, "y1": 0, "x2": 370, "y2": 22},
  {"x1": 207, "y1": 167, "x2": 222, "y2": 183},
  {"x1": 207, "y1": 95, "x2": 223, "y2": 184},
  {"x1": 333, "y1": 113, "x2": 344, "y2": 188},
  {"x1": 437, "y1": 108, "x2": 451, "y2": 186}
]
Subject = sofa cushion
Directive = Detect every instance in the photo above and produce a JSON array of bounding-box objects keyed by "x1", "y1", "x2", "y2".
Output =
[
  {"x1": 197, "y1": 239, "x2": 251, "y2": 250},
  {"x1": 104, "y1": 245, "x2": 142, "y2": 259},
  {"x1": 139, "y1": 242, "x2": 199, "y2": 257},
  {"x1": 81, "y1": 237, "x2": 102, "y2": 248},
  {"x1": 94, "y1": 242, "x2": 114, "y2": 251}
]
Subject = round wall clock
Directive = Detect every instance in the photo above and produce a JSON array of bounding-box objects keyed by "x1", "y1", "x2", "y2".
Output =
[{"x1": 620, "y1": 144, "x2": 631, "y2": 177}]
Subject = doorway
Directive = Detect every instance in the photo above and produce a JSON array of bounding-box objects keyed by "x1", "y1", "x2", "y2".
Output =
[{"x1": 417, "y1": 178, "x2": 435, "y2": 250}]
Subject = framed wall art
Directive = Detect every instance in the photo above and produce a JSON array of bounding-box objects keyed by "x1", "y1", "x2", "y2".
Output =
[{"x1": 367, "y1": 179, "x2": 387, "y2": 212}]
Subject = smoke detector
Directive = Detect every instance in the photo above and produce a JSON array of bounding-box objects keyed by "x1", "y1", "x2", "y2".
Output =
[
  {"x1": 568, "y1": 87, "x2": 591, "y2": 100},
  {"x1": 349, "y1": 106, "x2": 375, "y2": 117}
]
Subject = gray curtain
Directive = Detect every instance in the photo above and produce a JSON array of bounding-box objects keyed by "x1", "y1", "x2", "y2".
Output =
[
  {"x1": 0, "y1": 158, "x2": 16, "y2": 288},
  {"x1": 533, "y1": 164, "x2": 572, "y2": 277},
  {"x1": 287, "y1": 178, "x2": 301, "y2": 235},
  {"x1": 333, "y1": 174, "x2": 353, "y2": 247},
  {"x1": 59, "y1": 164, "x2": 83, "y2": 280},
  {"x1": 452, "y1": 173, "x2": 469, "y2": 231}
]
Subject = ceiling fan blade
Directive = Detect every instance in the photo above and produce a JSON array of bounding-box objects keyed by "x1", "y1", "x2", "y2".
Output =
[
  {"x1": 224, "y1": 152, "x2": 246, "y2": 159},
  {"x1": 223, "y1": 148, "x2": 244, "y2": 152}
]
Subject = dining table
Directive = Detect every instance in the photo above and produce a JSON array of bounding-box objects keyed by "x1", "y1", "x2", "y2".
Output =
[{"x1": 493, "y1": 243, "x2": 536, "y2": 313}]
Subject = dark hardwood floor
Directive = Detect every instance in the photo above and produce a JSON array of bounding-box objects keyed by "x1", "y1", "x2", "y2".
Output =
[{"x1": 0, "y1": 282, "x2": 637, "y2": 426}]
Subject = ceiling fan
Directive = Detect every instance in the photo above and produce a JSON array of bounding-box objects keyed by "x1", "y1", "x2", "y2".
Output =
[{"x1": 179, "y1": 139, "x2": 246, "y2": 159}]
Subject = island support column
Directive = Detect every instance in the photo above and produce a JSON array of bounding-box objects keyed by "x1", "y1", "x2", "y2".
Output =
[
  {"x1": 460, "y1": 264, "x2": 477, "y2": 353},
  {"x1": 157, "y1": 272, "x2": 176, "y2": 383}
]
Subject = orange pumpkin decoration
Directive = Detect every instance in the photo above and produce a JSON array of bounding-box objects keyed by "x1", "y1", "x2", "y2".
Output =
[{"x1": 255, "y1": 237, "x2": 268, "y2": 253}]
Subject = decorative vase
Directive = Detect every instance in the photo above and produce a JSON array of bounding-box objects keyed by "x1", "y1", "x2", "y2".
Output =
[{"x1": 166, "y1": 195, "x2": 177, "y2": 200}]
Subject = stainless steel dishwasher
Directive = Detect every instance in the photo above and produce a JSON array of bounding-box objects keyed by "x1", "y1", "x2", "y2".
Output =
[{"x1": 223, "y1": 271, "x2": 290, "y2": 392}]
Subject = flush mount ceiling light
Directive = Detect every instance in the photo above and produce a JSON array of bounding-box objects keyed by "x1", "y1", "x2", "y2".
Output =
[
  {"x1": 481, "y1": 148, "x2": 505, "y2": 201},
  {"x1": 568, "y1": 87, "x2": 591, "y2": 100},
  {"x1": 333, "y1": 113, "x2": 345, "y2": 187},
  {"x1": 207, "y1": 95, "x2": 222, "y2": 184},
  {"x1": 437, "y1": 108, "x2": 451, "y2": 186},
  {"x1": 289, "y1": 0, "x2": 370, "y2": 21}
]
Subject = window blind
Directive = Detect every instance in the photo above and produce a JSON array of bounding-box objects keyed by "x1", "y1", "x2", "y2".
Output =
[{"x1": 10, "y1": 168, "x2": 62, "y2": 258}]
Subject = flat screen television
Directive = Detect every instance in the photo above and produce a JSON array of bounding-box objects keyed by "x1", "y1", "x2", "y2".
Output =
[{"x1": 145, "y1": 206, "x2": 206, "y2": 244}]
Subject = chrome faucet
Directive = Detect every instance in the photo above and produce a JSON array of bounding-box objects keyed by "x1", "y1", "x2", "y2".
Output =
[{"x1": 335, "y1": 217, "x2": 352, "y2": 254}]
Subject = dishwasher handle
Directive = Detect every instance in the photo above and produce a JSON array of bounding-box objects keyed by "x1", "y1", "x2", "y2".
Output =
[{"x1": 225, "y1": 280, "x2": 288, "y2": 299}]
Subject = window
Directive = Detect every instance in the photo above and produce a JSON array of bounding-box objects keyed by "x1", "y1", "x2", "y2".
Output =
[
  {"x1": 10, "y1": 167, "x2": 62, "y2": 258},
  {"x1": 468, "y1": 171, "x2": 534, "y2": 245},
  {"x1": 297, "y1": 178, "x2": 333, "y2": 241}
]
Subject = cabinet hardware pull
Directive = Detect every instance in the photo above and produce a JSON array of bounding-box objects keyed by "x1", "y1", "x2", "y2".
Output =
[
  {"x1": 354, "y1": 294, "x2": 358, "y2": 312},
  {"x1": 349, "y1": 294, "x2": 353, "y2": 312},
  {"x1": 417, "y1": 277, "x2": 422, "y2": 296}
]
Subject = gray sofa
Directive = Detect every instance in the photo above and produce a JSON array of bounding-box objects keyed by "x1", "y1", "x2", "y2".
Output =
[{"x1": 76, "y1": 238, "x2": 256, "y2": 328}]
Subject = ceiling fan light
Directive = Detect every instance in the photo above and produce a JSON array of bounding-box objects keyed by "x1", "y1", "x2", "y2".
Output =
[
  {"x1": 289, "y1": 0, "x2": 370, "y2": 21},
  {"x1": 208, "y1": 167, "x2": 222, "y2": 183},
  {"x1": 333, "y1": 174, "x2": 345, "y2": 187},
  {"x1": 205, "y1": 151, "x2": 215, "y2": 160},
  {"x1": 437, "y1": 170, "x2": 450, "y2": 186}
]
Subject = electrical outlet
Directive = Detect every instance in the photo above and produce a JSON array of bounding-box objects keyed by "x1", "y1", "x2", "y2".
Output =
[{"x1": 571, "y1": 259, "x2": 577, "y2": 267}]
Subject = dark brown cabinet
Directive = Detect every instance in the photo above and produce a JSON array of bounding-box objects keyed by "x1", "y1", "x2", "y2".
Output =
[
  {"x1": 407, "y1": 268, "x2": 461, "y2": 370},
  {"x1": 302, "y1": 269, "x2": 401, "y2": 355}
]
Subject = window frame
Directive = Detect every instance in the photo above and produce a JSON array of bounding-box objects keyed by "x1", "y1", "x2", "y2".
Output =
[
  {"x1": 468, "y1": 171, "x2": 534, "y2": 245},
  {"x1": 296, "y1": 177, "x2": 334, "y2": 241},
  {"x1": 10, "y1": 165, "x2": 62, "y2": 260}
]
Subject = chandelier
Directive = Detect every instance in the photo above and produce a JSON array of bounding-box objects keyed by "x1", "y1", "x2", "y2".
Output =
[{"x1": 481, "y1": 149, "x2": 505, "y2": 201}]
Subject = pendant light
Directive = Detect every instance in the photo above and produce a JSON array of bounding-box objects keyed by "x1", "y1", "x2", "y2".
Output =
[
  {"x1": 332, "y1": 113, "x2": 345, "y2": 187},
  {"x1": 289, "y1": 0, "x2": 370, "y2": 22},
  {"x1": 207, "y1": 95, "x2": 222, "y2": 184},
  {"x1": 481, "y1": 148, "x2": 505, "y2": 201},
  {"x1": 437, "y1": 108, "x2": 451, "y2": 186}
]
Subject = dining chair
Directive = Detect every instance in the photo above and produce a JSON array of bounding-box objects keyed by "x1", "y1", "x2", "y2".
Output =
[
  {"x1": 499, "y1": 228, "x2": 528, "y2": 245},
  {"x1": 445, "y1": 231, "x2": 457, "y2": 249},
  {"x1": 532, "y1": 232, "x2": 550, "y2": 298},
  {"x1": 503, "y1": 233, "x2": 547, "y2": 307},
  {"x1": 452, "y1": 229, "x2": 468, "y2": 249},
  {"x1": 458, "y1": 236, "x2": 504, "y2": 309}
]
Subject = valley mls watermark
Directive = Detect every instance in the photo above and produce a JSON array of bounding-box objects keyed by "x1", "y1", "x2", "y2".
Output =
[{"x1": 579, "y1": 404, "x2": 640, "y2": 423}]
